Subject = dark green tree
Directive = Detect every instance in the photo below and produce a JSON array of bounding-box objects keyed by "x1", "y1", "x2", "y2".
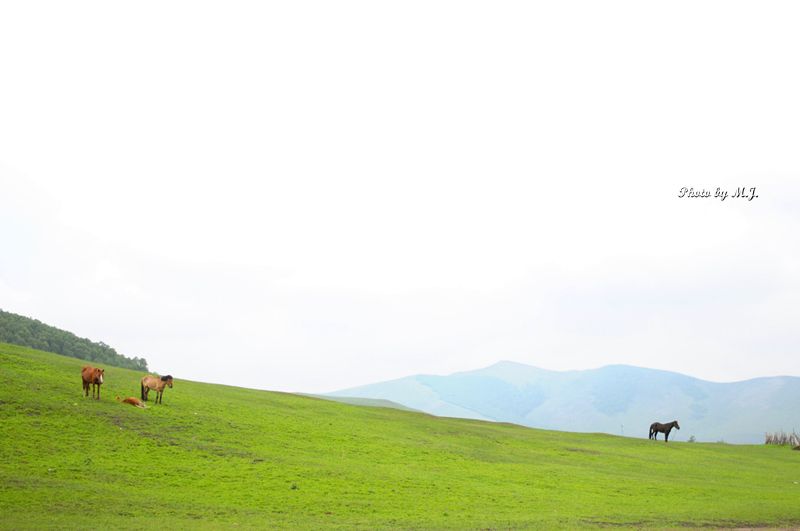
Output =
[{"x1": 0, "y1": 309, "x2": 148, "y2": 370}]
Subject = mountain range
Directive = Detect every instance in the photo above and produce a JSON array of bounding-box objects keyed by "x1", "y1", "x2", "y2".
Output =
[{"x1": 328, "y1": 361, "x2": 800, "y2": 444}]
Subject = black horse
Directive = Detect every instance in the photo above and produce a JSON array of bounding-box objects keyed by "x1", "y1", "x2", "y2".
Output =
[{"x1": 649, "y1": 420, "x2": 680, "y2": 442}]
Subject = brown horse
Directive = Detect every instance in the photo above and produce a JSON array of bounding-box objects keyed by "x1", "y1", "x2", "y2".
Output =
[
  {"x1": 116, "y1": 395, "x2": 147, "y2": 408},
  {"x1": 141, "y1": 374, "x2": 173, "y2": 404},
  {"x1": 649, "y1": 420, "x2": 680, "y2": 442},
  {"x1": 81, "y1": 366, "x2": 105, "y2": 399}
]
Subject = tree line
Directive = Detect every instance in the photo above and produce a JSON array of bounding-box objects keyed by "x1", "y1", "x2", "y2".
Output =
[{"x1": 0, "y1": 309, "x2": 148, "y2": 370}]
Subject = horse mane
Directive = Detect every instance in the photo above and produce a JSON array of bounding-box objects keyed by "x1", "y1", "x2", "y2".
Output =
[{"x1": 161, "y1": 375, "x2": 172, "y2": 381}]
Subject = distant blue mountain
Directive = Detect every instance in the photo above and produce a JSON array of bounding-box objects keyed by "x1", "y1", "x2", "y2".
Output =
[{"x1": 328, "y1": 361, "x2": 800, "y2": 444}]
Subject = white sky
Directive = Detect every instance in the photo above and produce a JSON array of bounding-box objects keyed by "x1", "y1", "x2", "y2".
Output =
[{"x1": 2, "y1": 1, "x2": 799, "y2": 392}]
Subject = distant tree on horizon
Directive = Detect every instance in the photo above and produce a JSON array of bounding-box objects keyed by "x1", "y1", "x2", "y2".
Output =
[{"x1": 0, "y1": 309, "x2": 148, "y2": 370}]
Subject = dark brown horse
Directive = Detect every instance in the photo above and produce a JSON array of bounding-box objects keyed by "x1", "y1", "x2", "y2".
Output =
[
  {"x1": 141, "y1": 374, "x2": 173, "y2": 404},
  {"x1": 649, "y1": 420, "x2": 680, "y2": 442},
  {"x1": 81, "y1": 366, "x2": 105, "y2": 399}
]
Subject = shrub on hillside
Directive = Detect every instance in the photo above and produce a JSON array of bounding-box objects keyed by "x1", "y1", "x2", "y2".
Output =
[{"x1": 764, "y1": 430, "x2": 800, "y2": 447}]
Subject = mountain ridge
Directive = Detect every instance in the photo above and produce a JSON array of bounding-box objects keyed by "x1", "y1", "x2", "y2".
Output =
[{"x1": 328, "y1": 360, "x2": 800, "y2": 443}]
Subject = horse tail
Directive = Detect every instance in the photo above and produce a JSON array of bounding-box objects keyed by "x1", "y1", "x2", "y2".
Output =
[{"x1": 141, "y1": 381, "x2": 146, "y2": 401}]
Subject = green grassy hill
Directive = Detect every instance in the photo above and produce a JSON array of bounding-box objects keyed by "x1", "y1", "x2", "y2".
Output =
[{"x1": 1, "y1": 342, "x2": 798, "y2": 529}]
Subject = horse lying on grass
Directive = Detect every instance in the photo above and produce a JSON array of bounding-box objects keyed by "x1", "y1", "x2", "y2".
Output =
[
  {"x1": 649, "y1": 420, "x2": 680, "y2": 442},
  {"x1": 116, "y1": 395, "x2": 147, "y2": 408},
  {"x1": 141, "y1": 374, "x2": 174, "y2": 404},
  {"x1": 81, "y1": 366, "x2": 105, "y2": 399}
]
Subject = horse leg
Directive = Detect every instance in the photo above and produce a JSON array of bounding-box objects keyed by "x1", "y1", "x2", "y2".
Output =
[{"x1": 665, "y1": 429, "x2": 670, "y2": 442}]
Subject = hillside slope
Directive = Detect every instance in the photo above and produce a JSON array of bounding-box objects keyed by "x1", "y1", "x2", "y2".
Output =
[
  {"x1": 1, "y1": 343, "x2": 799, "y2": 529},
  {"x1": 297, "y1": 393, "x2": 419, "y2": 412},
  {"x1": 329, "y1": 361, "x2": 800, "y2": 443}
]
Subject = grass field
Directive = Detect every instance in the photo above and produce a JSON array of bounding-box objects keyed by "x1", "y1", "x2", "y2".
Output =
[{"x1": 1, "y1": 342, "x2": 799, "y2": 529}]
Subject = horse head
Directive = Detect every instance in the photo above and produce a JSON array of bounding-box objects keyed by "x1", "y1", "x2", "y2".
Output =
[
  {"x1": 161, "y1": 375, "x2": 174, "y2": 388},
  {"x1": 96, "y1": 368, "x2": 105, "y2": 384},
  {"x1": 673, "y1": 420, "x2": 680, "y2": 430}
]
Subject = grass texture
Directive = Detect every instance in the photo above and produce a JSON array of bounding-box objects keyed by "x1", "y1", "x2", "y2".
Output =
[{"x1": 1, "y1": 342, "x2": 798, "y2": 529}]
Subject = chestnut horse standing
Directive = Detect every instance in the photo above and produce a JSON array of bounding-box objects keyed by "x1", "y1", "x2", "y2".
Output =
[
  {"x1": 141, "y1": 374, "x2": 173, "y2": 404},
  {"x1": 81, "y1": 366, "x2": 105, "y2": 399}
]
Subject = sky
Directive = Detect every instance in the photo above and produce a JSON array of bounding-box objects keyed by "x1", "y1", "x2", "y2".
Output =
[{"x1": 1, "y1": 1, "x2": 799, "y2": 393}]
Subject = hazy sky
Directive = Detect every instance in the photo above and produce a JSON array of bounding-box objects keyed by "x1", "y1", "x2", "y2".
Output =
[{"x1": 2, "y1": 1, "x2": 799, "y2": 392}]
